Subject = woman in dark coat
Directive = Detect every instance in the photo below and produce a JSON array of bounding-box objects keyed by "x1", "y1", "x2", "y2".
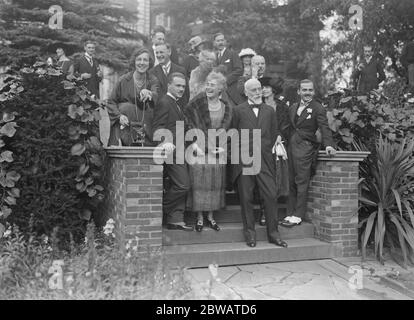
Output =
[
  {"x1": 107, "y1": 47, "x2": 160, "y2": 146},
  {"x1": 184, "y1": 71, "x2": 233, "y2": 232}
]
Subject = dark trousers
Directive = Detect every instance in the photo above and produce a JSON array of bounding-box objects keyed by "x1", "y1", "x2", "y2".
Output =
[
  {"x1": 287, "y1": 134, "x2": 314, "y2": 220},
  {"x1": 236, "y1": 170, "x2": 280, "y2": 242},
  {"x1": 163, "y1": 163, "x2": 190, "y2": 224}
]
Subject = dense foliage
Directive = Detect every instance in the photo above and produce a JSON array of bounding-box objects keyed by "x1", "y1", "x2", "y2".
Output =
[
  {"x1": 0, "y1": 0, "x2": 141, "y2": 71},
  {"x1": 0, "y1": 221, "x2": 191, "y2": 299},
  {"x1": 0, "y1": 62, "x2": 106, "y2": 243}
]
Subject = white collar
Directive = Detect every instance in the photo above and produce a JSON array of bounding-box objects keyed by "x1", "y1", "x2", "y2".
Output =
[
  {"x1": 162, "y1": 60, "x2": 171, "y2": 70},
  {"x1": 85, "y1": 52, "x2": 93, "y2": 60},
  {"x1": 248, "y1": 100, "x2": 260, "y2": 106},
  {"x1": 219, "y1": 48, "x2": 226, "y2": 56},
  {"x1": 167, "y1": 92, "x2": 177, "y2": 101}
]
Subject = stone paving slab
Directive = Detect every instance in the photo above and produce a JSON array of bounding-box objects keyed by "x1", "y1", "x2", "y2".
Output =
[{"x1": 184, "y1": 259, "x2": 413, "y2": 300}]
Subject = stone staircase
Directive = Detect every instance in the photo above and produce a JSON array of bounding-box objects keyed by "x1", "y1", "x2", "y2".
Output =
[{"x1": 163, "y1": 191, "x2": 338, "y2": 268}]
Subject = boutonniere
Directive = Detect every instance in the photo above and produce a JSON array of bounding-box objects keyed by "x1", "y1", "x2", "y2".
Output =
[
  {"x1": 306, "y1": 115, "x2": 312, "y2": 120},
  {"x1": 225, "y1": 59, "x2": 230, "y2": 63},
  {"x1": 307, "y1": 108, "x2": 313, "y2": 114}
]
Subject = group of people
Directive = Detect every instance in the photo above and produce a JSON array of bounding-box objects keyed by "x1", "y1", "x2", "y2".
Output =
[{"x1": 53, "y1": 27, "x2": 340, "y2": 248}]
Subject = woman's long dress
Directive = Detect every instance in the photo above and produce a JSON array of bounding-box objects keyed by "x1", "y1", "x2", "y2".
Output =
[{"x1": 187, "y1": 104, "x2": 226, "y2": 212}]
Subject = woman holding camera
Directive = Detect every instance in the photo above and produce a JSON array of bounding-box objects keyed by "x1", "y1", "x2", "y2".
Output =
[{"x1": 107, "y1": 47, "x2": 160, "y2": 146}]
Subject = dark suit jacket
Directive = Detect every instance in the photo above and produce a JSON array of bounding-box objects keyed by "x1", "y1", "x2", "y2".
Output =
[
  {"x1": 287, "y1": 100, "x2": 335, "y2": 148},
  {"x1": 182, "y1": 54, "x2": 199, "y2": 79},
  {"x1": 149, "y1": 62, "x2": 189, "y2": 107},
  {"x1": 230, "y1": 102, "x2": 280, "y2": 183},
  {"x1": 73, "y1": 55, "x2": 102, "y2": 98},
  {"x1": 217, "y1": 48, "x2": 243, "y2": 105},
  {"x1": 152, "y1": 94, "x2": 186, "y2": 147},
  {"x1": 352, "y1": 56, "x2": 386, "y2": 94}
]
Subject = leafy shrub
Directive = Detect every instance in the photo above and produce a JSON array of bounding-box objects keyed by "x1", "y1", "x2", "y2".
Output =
[
  {"x1": 0, "y1": 222, "x2": 191, "y2": 300},
  {"x1": 359, "y1": 136, "x2": 414, "y2": 267},
  {"x1": 0, "y1": 62, "x2": 106, "y2": 244}
]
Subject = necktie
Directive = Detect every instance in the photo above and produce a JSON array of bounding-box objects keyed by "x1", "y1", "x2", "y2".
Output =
[
  {"x1": 86, "y1": 56, "x2": 93, "y2": 66},
  {"x1": 163, "y1": 65, "x2": 168, "y2": 76},
  {"x1": 217, "y1": 51, "x2": 221, "y2": 62},
  {"x1": 297, "y1": 102, "x2": 308, "y2": 116}
]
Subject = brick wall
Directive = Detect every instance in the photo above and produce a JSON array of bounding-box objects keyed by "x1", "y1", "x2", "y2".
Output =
[
  {"x1": 104, "y1": 147, "x2": 165, "y2": 250},
  {"x1": 308, "y1": 151, "x2": 369, "y2": 257}
]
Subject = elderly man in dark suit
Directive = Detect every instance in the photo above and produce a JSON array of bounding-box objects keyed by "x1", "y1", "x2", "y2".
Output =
[
  {"x1": 285, "y1": 79, "x2": 336, "y2": 226},
  {"x1": 351, "y1": 45, "x2": 386, "y2": 95},
  {"x1": 231, "y1": 78, "x2": 287, "y2": 248},
  {"x1": 150, "y1": 42, "x2": 189, "y2": 107},
  {"x1": 152, "y1": 72, "x2": 193, "y2": 231},
  {"x1": 213, "y1": 32, "x2": 243, "y2": 105},
  {"x1": 73, "y1": 41, "x2": 102, "y2": 98}
]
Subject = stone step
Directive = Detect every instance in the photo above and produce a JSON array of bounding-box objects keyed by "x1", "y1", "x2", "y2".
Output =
[
  {"x1": 163, "y1": 222, "x2": 314, "y2": 246},
  {"x1": 164, "y1": 238, "x2": 338, "y2": 268},
  {"x1": 184, "y1": 204, "x2": 288, "y2": 224}
]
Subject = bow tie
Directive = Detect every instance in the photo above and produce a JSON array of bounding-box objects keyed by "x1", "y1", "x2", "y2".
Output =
[{"x1": 249, "y1": 104, "x2": 261, "y2": 109}]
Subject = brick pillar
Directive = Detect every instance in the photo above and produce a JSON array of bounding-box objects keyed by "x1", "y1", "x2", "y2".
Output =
[
  {"x1": 104, "y1": 147, "x2": 165, "y2": 250},
  {"x1": 308, "y1": 151, "x2": 369, "y2": 257}
]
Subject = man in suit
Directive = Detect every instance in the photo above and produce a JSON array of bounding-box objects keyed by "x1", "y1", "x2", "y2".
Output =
[
  {"x1": 351, "y1": 45, "x2": 386, "y2": 95},
  {"x1": 150, "y1": 43, "x2": 189, "y2": 107},
  {"x1": 286, "y1": 79, "x2": 336, "y2": 225},
  {"x1": 213, "y1": 32, "x2": 243, "y2": 105},
  {"x1": 149, "y1": 25, "x2": 179, "y2": 66},
  {"x1": 152, "y1": 72, "x2": 193, "y2": 231},
  {"x1": 231, "y1": 78, "x2": 287, "y2": 248},
  {"x1": 237, "y1": 55, "x2": 272, "y2": 104},
  {"x1": 401, "y1": 38, "x2": 414, "y2": 93},
  {"x1": 73, "y1": 41, "x2": 102, "y2": 98}
]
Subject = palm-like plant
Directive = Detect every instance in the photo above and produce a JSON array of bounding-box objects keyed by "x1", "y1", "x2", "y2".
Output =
[{"x1": 359, "y1": 136, "x2": 414, "y2": 267}]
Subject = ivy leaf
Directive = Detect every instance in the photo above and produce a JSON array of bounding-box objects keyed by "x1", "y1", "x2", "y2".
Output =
[
  {"x1": 9, "y1": 188, "x2": 20, "y2": 198},
  {"x1": 79, "y1": 209, "x2": 91, "y2": 221},
  {"x1": 339, "y1": 128, "x2": 351, "y2": 137},
  {"x1": 0, "y1": 206, "x2": 12, "y2": 219},
  {"x1": 71, "y1": 143, "x2": 85, "y2": 156},
  {"x1": 95, "y1": 185, "x2": 104, "y2": 191},
  {"x1": 2, "y1": 113, "x2": 15, "y2": 123},
  {"x1": 340, "y1": 96, "x2": 352, "y2": 104},
  {"x1": 5, "y1": 196, "x2": 16, "y2": 206},
  {"x1": 78, "y1": 164, "x2": 89, "y2": 176},
  {"x1": 68, "y1": 104, "x2": 78, "y2": 119},
  {"x1": 88, "y1": 136, "x2": 101, "y2": 149},
  {"x1": 87, "y1": 187, "x2": 97, "y2": 197},
  {"x1": 89, "y1": 154, "x2": 103, "y2": 167},
  {"x1": 6, "y1": 171, "x2": 21, "y2": 182},
  {"x1": 0, "y1": 150, "x2": 13, "y2": 163},
  {"x1": 76, "y1": 182, "x2": 86, "y2": 192},
  {"x1": 0, "y1": 122, "x2": 17, "y2": 137},
  {"x1": 349, "y1": 112, "x2": 359, "y2": 123},
  {"x1": 63, "y1": 80, "x2": 75, "y2": 90},
  {"x1": 0, "y1": 139, "x2": 5, "y2": 148},
  {"x1": 85, "y1": 177, "x2": 94, "y2": 186}
]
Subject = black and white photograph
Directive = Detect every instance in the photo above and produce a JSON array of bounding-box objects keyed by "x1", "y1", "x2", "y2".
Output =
[{"x1": 1, "y1": 0, "x2": 414, "y2": 305}]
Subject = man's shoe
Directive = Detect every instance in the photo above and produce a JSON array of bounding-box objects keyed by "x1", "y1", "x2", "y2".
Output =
[
  {"x1": 270, "y1": 239, "x2": 288, "y2": 248},
  {"x1": 246, "y1": 240, "x2": 256, "y2": 248},
  {"x1": 259, "y1": 214, "x2": 266, "y2": 226},
  {"x1": 166, "y1": 223, "x2": 194, "y2": 231}
]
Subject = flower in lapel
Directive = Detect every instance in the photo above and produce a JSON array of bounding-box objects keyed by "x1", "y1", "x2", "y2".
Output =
[
  {"x1": 225, "y1": 59, "x2": 230, "y2": 63},
  {"x1": 306, "y1": 108, "x2": 312, "y2": 120}
]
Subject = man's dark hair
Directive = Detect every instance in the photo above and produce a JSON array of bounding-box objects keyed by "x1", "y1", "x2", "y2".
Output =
[
  {"x1": 213, "y1": 32, "x2": 225, "y2": 41},
  {"x1": 56, "y1": 47, "x2": 65, "y2": 53},
  {"x1": 84, "y1": 40, "x2": 96, "y2": 47},
  {"x1": 154, "y1": 42, "x2": 171, "y2": 50},
  {"x1": 152, "y1": 25, "x2": 166, "y2": 36},
  {"x1": 168, "y1": 72, "x2": 186, "y2": 84}
]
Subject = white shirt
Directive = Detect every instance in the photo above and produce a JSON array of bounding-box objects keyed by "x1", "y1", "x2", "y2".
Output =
[
  {"x1": 85, "y1": 52, "x2": 93, "y2": 66},
  {"x1": 217, "y1": 48, "x2": 226, "y2": 61},
  {"x1": 152, "y1": 45, "x2": 159, "y2": 66},
  {"x1": 297, "y1": 100, "x2": 310, "y2": 116},
  {"x1": 162, "y1": 60, "x2": 171, "y2": 76},
  {"x1": 248, "y1": 100, "x2": 259, "y2": 117}
]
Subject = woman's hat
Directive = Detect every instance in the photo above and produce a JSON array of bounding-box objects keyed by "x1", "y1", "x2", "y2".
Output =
[
  {"x1": 188, "y1": 36, "x2": 207, "y2": 50},
  {"x1": 259, "y1": 76, "x2": 284, "y2": 95},
  {"x1": 238, "y1": 48, "x2": 257, "y2": 58}
]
